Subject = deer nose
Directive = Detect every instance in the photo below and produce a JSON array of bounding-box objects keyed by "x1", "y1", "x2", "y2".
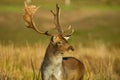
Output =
[{"x1": 68, "y1": 46, "x2": 74, "y2": 51}]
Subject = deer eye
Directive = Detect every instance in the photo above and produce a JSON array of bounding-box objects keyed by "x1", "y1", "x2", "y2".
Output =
[{"x1": 57, "y1": 41, "x2": 62, "y2": 45}]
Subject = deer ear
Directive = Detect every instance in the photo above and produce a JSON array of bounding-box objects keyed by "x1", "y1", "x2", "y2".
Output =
[
  {"x1": 64, "y1": 37, "x2": 70, "y2": 40},
  {"x1": 51, "y1": 36, "x2": 56, "y2": 45},
  {"x1": 51, "y1": 36, "x2": 58, "y2": 42},
  {"x1": 51, "y1": 36, "x2": 54, "y2": 42}
]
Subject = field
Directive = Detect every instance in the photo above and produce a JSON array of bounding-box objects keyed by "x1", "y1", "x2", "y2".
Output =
[
  {"x1": 0, "y1": 43, "x2": 120, "y2": 80},
  {"x1": 0, "y1": 0, "x2": 120, "y2": 80}
]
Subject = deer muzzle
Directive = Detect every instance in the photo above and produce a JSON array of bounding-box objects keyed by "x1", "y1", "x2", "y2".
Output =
[{"x1": 68, "y1": 46, "x2": 74, "y2": 51}]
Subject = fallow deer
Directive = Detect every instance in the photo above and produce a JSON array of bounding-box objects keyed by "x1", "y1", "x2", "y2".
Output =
[{"x1": 23, "y1": 1, "x2": 85, "y2": 80}]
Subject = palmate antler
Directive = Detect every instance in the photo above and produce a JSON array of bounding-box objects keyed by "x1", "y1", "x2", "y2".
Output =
[
  {"x1": 23, "y1": 1, "x2": 74, "y2": 37},
  {"x1": 23, "y1": 1, "x2": 52, "y2": 36}
]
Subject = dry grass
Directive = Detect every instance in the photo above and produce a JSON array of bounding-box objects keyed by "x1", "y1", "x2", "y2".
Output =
[
  {"x1": 76, "y1": 42, "x2": 120, "y2": 80},
  {"x1": 0, "y1": 42, "x2": 120, "y2": 80},
  {"x1": 0, "y1": 43, "x2": 45, "y2": 80}
]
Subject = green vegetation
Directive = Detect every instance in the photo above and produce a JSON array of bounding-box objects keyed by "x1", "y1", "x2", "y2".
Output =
[
  {"x1": 0, "y1": 5, "x2": 23, "y2": 12},
  {"x1": 0, "y1": 0, "x2": 120, "y2": 46},
  {"x1": 0, "y1": 6, "x2": 120, "y2": 46}
]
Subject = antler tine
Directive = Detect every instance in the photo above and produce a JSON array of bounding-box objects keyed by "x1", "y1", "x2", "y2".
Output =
[
  {"x1": 23, "y1": 1, "x2": 52, "y2": 36},
  {"x1": 62, "y1": 25, "x2": 74, "y2": 37},
  {"x1": 51, "y1": 4, "x2": 63, "y2": 35}
]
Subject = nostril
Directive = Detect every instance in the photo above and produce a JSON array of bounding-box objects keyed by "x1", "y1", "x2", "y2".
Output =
[{"x1": 68, "y1": 46, "x2": 74, "y2": 51}]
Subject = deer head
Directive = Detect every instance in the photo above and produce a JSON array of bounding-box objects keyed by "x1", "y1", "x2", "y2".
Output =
[{"x1": 23, "y1": 1, "x2": 74, "y2": 53}]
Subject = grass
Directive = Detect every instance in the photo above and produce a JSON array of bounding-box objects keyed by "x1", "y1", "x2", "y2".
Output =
[
  {"x1": 0, "y1": 42, "x2": 120, "y2": 80},
  {"x1": 0, "y1": 5, "x2": 23, "y2": 12},
  {"x1": 0, "y1": 43, "x2": 45, "y2": 80}
]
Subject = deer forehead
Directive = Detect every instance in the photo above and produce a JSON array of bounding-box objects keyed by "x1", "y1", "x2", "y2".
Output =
[{"x1": 52, "y1": 35, "x2": 66, "y2": 42}]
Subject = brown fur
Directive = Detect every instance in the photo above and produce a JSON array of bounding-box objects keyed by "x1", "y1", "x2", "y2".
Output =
[
  {"x1": 63, "y1": 57, "x2": 85, "y2": 80},
  {"x1": 41, "y1": 35, "x2": 85, "y2": 80}
]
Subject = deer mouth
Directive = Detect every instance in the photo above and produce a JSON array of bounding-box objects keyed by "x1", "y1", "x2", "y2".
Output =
[{"x1": 68, "y1": 46, "x2": 74, "y2": 51}]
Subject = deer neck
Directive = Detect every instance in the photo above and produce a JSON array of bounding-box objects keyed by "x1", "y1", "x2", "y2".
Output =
[
  {"x1": 41, "y1": 42, "x2": 65, "y2": 80},
  {"x1": 43, "y1": 42, "x2": 63, "y2": 64}
]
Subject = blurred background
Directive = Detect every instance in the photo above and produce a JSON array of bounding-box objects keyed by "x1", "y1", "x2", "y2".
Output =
[
  {"x1": 0, "y1": 0, "x2": 120, "y2": 80},
  {"x1": 0, "y1": 0, "x2": 120, "y2": 46}
]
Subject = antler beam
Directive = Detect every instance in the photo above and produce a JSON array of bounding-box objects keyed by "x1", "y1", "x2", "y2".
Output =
[
  {"x1": 23, "y1": 1, "x2": 52, "y2": 36},
  {"x1": 51, "y1": 4, "x2": 63, "y2": 35}
]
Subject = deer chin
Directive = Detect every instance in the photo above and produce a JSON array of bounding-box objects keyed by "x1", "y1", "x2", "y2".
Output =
[{"x1": 68, "y1": 50, "x2": 73, "y2": 53}]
